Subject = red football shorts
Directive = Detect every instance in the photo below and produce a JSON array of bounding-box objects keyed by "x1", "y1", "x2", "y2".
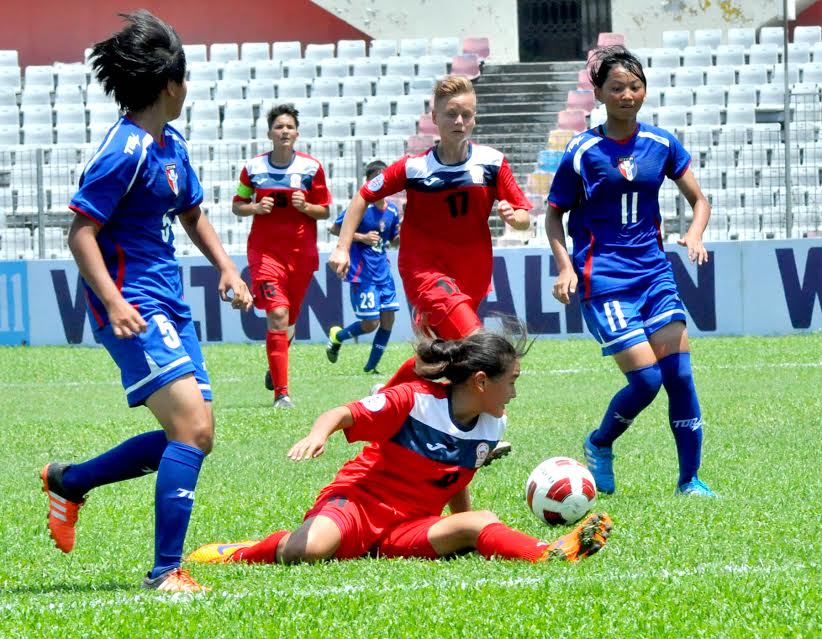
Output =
[
  {"x1": 303, "y1": 491, "x2": 440, "y2": 560},
  {"x1": 403, "y1": 270, "x2": 483, "y2": 339},
  {"x1": 248, "y1": 249, "x2": 316, "y2": 318}
]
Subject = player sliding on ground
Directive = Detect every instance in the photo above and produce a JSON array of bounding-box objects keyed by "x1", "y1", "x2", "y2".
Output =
[{"x1": 188, "y1": 331, "x2": 612, "y2": 566}]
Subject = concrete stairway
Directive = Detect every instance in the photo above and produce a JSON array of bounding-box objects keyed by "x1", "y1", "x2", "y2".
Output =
[{"x1": 471, "y1": 60, "x2": 584, "y2": 185}]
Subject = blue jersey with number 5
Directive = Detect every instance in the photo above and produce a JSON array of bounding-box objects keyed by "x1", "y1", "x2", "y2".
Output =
[
  {"x1": 547, "y1": 123, "x2": 690, "y2": 299},
  {"x1": 335, "y1": 201, "x2": 400, "y2": 286},
  {"x1": 69, "y1": 117, "x2": 203, "y2": 327}
]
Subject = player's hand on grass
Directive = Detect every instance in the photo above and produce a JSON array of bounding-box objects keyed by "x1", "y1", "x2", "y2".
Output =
[
  {"x1": 108, "y1": 298, "x2": 147, "y2": 339},
  {"x1": 219, "y1": 270, "x2": 253, "y2": 311},
  {"x1": 328, "y1": 246, "x2": 350, "y2": 279},
  {"x1": 677, "y1": 232, "x2": 709, "y2": 265},
  {"x1": 552, "y1": 267, "x2": 578, "y2": 305},
  {"x1": 287, "y1": 434, "x2": 327, "y2": 461},
  {"x1": 255, "y1": 196, "x2": 274, "y2": 215}
]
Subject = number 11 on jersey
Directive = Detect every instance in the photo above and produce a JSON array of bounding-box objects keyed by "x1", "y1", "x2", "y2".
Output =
[{"x1": 621, "y1": 192, "x2": 635, "y2": 225}]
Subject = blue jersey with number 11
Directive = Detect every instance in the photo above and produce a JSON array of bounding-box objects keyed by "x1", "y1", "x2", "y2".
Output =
[
  {"x1": 548, "y1": 122, "x2": 690, "y2": 300},
  {"x1": 69, "y1": 117, "x2": 203, "y2": 327}
]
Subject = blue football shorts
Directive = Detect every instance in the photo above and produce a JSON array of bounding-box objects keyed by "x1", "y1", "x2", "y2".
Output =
[
  {"x1": 96, "y1": 312, "x2": 212, "y2": 407},
  {"x1": 582, "y1": 273, "x2": 688, "y2": 356},
  {"x1": 350, "y1": 279, "x2": 400, "y2": 320}
]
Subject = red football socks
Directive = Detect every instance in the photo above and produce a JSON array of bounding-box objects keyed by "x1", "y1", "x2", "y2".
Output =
[
  {"x1": 266, "y1": 330, "x2": 289, "y2": 396},
  {"x1": 232, "y1": 530, "x2": 289, "y2": 564},
  {"x1": 475, "y1": 523, "x2": 547, "y2": 562}
]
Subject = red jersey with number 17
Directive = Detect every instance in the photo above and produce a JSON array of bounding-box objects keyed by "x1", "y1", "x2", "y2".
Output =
[
  {"x1": 234, "y1": 151, "x2": 331, "y2": 262},
  {"x1": 359, "y1": 144, "x2": 531, "y2": 303},
  {"x1": 314, "y1": 379, "x2": 507, "y2": 519}
]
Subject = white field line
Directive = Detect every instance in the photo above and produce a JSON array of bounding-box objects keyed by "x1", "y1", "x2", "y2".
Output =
[
  {"x1": 0, "y1": 361, "x2": 819, "y2": 389},
  {"x1": 0, "y1": 560, "x2": 816, "y2": 613}
]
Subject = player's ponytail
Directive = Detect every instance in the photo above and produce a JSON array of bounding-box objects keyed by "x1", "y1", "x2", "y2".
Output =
[
  {"x1": 415, "y1": 322, "x2": 531, "y2": 384},
  {"x1": 90, "y1": 10, "x2": 186, "y2": 113}
]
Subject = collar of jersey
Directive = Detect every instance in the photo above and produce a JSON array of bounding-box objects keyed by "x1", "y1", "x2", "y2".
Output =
[
  {"x1": 266, "y1": 151, "x2": 296, "y2": 170},
  {"x1": 432, "y1": 142, "x2": 473, "y2": 166},
  {"x1": 596, "y1": 123, "x2": 639, "y2": 145}
]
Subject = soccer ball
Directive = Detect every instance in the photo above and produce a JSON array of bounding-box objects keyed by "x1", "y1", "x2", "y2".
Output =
[{"x1": 525, "y1": 457, "x2": 597, "y2": 525}]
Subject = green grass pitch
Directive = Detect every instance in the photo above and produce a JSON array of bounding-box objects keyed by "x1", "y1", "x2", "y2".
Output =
[{"x1": 0, "y1": 334, "x2": 819, "y2": 638}]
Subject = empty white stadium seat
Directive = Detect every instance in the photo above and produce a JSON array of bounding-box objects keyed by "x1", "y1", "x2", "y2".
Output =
[
  {"x1": 286, "y1": 59, "x2": 316, "y2": 80},
  {"x1": 386, "y1": 115, "x2": 417, "y2": 136},
  {"x1": 320, "y1": 58, "x2": 349, "y2": 79},
  {"x1": 416, "y1": 55, "x2": 449, "y2": 80},
  {"x1": 337, "y1": 40, "x2": 366, "y2": 60},
  {"x1": 794, "y1": 26, "x2": 822, "y2": 46},
  {"x1": 0, "y1": 125, "x2": 19, "y2": 145},
  {"x1": 385, "y1": 56, "x2": 416, "y2": 78},
  {"x1": 644, "y1": 67, "x2": 672, "y2": 89},
  {"x1": 725, "y1": 104, "x2": 755, "y2": 127},
  {"x1": 400, "y1": 38, "x2": 428, "y2": 58},
  {"x1": 210, "y1": 43, "x2": 239, "y2": 64},
  {"x1": 183, "y1": 44, "x2": 207, "y2": 63},
  {"x1": 312, "y1": 77, "x2": 340, "y2": 99},
  {"x1": 272, "y1": 41, "x2": 301, "y2": 63},
  {"x1": 737, "y1": 65, "x2": 769, "y2": 86},
  {"x1": 689, "y1": 105, "x2": 720, "y2": 127},
  {"x1": 190, "y1": 101, "x2": 220, "y2": 122},
  {"x1": 214, "y1": 80, "x2": 246, "y2": 102},
  {"x1": 222, "y1": 60, "x2": 252, "y2": 82},
  {"x1": 21, "y1": 105, "x2": 52, "y2": 126},
  {"x1": 352, "y1": 117, "x2": 384, "y2": 137},
  {"x1": 304, "y1": 43, "x2": 335, "y2": 61},
  {"x1": 25, "y1": 65, "x2": 54, "y2": 88},
  {"x1": 0, "y1": 50, "x2": 19, "y2": 67},
  {"x1": 748, "y1": 43, "x2": 779, "y2": 66},
  {"x1": 241, "y1": 42, "x2": 270, "y2": 62},
  {"x1": 714, "y1": 45, "x2": 744, "y2": 67},
  {"x1": 253, "y1": 61, "x2": 283, "y2": 83},
  {"x1": 431, "y1": 37, "x2": 460, "y2": 58},
  {"x1": 327, "y1": 97, "x2": 358, "y2": 118},
  {"x1": 787, "y1": 42, "x2": 811, "y2": 64},
  {"x1": 321, "y1": 117, "x2": 351, "y2": 137},
  {"x1": 662, "y1": 30, "x2": 689, "y2": 50},
  {"x1": 352, "y1": 57, "x2": 381, "y2": 77},
  {"x1": 650, "y1": 48, "x2": 680, "y2": 69},
  {"x1": 0, "y1": 106, "x2": 18, "y2": 126},
  {"x1": 674, "y1": 67, "x2": 705, "y2": 88},
  {"x1": 370, "y1": 39, "x2": 398, "y2": 59},
  {"x1": 693, "y1": 29, "x2": 722, "y2": 49},
  {"x1": 222, "y1": 119, "x2": 251, "y2": 141},
  {"x1": 759, "y1": 27, "x2": 784, "y2": 47},
  {"x1": 695, "y1": 85, "x2": 725, "y2": 107},
  {"x1": 55, "y1": 124, "x2": 86, "y2": 144},
  {"x1": 189, "y1": 120, "x2": 219, "y2": 141},
  {"x1": 770, "y1": 65, "x2": 800, "y2": 85},
  {"x1": 342, "y1": 76, "x2": 374, "y2": 99},
  {"x1": 682, "y1": 47, "x2": 711, "y2": 68},
  {"x1": 395, "y1": 95, "x2": 426, "y2": 116},
  {"x1": 656, "y1": 105, "x2": 688, "y2": 129},
  {"x1": 54, "y1": 104, "x2": 85, "y2": 126},
  {"x1": 22, "y1": 124, "x2": 53, "y2": 144},
  {"x1": 757, "y1": 84, "x2": 785, "y2": 109},
  {"x1": 361, "y1": 95, "x2": 392, "y2": 119},
  {"x1": 664, "y1": 88, "x2": 692, "y2": 107},
  {"x1": 727, "y1": 28, "x2": 755, "y2": 49},
  {"x1": 376, "y1": 76, "x2": 405, "y2": 96},
  {"x1": 291, "y1": 99, "x2": 323, "y2": 118},
  {"x1": 706, "y1": 66, "x2": 735, "y2": 87},
  {"x1": 223, "y1": 99, "x2": 253, "y2": 121},
  {"x1": 189, "y1": 61, "x2": 220, "y2": 83}
]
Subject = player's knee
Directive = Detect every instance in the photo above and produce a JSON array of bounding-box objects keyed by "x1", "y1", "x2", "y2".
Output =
[
  {"x1": 360, "y1": 319, "x2": 379, "y2": 333},
  {"x1": 267, "y1": 307, "x2": 289, "y2": 329},
  {"x1": 379, "y1": 312, "x2": 395, "y2": 330},
  {"x1": 658, "y1": 353, "x2": 695, "y2": 391},
  {"x1": 281, "y1": 536, "x2": 337, "y2": 564},
  {"x1": 626, "y1": 363, "x2": 663, "y2": 401},
  {"x1": 473, "y1": 510, "x2": 501, "y2": 529}
]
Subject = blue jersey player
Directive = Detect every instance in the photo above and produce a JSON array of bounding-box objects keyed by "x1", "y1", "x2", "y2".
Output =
[
  {"x1": 326, "y1": 160, "x2": 401, "y2": 374},
  {"x1": 547, "y1": 46, "x2": 715, "y2": 498},
  {"x1": 39, "y1": 12, "x2": 252, "y2": 593}
]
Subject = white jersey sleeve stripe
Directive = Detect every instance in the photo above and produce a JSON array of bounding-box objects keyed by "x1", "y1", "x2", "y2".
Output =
[{"x1": 573, "y1": 137, "x2": 603, "y2": 175}]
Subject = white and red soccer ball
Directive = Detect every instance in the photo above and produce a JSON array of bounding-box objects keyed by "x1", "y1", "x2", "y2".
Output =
[{"x1": 525, "y1": 457, "x2": 597, "y2": 525}]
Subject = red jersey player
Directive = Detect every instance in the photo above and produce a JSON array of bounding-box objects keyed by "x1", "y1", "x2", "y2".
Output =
[
  {"x1": 328, "y1": 75, "x2": 532, "y2": 390},
  {"x1": 187, "y1": 330, "x2": 612, "y2": 566},
  {"x1": 233, "y1": 104, "x2": 331, "y2": 408}
]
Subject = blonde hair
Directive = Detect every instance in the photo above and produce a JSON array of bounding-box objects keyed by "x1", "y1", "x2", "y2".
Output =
[{"x1": 433, "y1": 75, "x2": 475, "y2": 107}]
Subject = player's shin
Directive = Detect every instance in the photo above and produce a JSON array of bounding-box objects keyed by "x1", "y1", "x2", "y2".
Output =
[
  {"x1": 266, "y1": 329, "x2": 289, "y2": 398},
  {"x1": 61, "y1": 430, "x2": 168, "y2": 497},
  {"x1": 364, "y1": 327, "x2": 391, "y2": 372},
  {"x1": 475, "y1": 522, "x2": 547, "y2": 562},
  {"x1": 658, "y1": 352, "x2": 704, "y2": 485},
  {"x1": 591, "y1": 364, "x2": 663, "y2": 447},
  {"x1": 151, "y1": 441, "x2": 205, "y2": 578},
  {"x1": 231, "y1": 530, "x2": 289, "y2": 564}
]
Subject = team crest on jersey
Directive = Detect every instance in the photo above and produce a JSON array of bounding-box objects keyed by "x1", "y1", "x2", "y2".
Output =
[
  {"x1": 360, "y1": 393, "x2": 387, "y2": 412},
  {"x1": 289, "y1": 173, "x2": 302, "y2": 189},
  {"x1": 469, "y1": 165, "x2": 485, "y2": 185},
  {"x1": 165, "y1": 163, "x2": 179, "y2": 195},
  {"x1": 474, "y1": 442, "x2": 490, "y2": 468},
  {"x1": 618, "y1": 156, "x2": 637, "y2": 181}
]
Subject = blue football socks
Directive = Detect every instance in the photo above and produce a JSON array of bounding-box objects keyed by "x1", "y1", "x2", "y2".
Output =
[
  {"x1": 151, "y1": 440, "x2": 205, "y2": 578},
  {"x1": 590, "y1": 364, "x2": 663, "y2": 448},
  {"x1": 658, "y1": 352, "x2": 704, "y2": 486},
  {"x1": 336, "y1": 321, "x2": 367, "y2": 343},
  {"x1": 60, "y1": 430, "x2": 168, "y2": 498},
  {"x1": 364, "y1": 327, "x2": 392, "y2": 371}
]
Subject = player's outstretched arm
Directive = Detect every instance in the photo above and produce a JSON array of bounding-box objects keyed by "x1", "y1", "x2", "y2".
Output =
[
  {"x1": 675, "y1": 169, "x2": 711, "y2": 265},
  {"x1": 546, "y1": 206, "x2": 577, "y2": 305},
  {"x1": 68, "y1": 214, "x2": 147, "y2": 338},
  {"x1": 329, "y1": 193, "x2": 368, "y2": 278},
  {"x1": 287, "y1": 406, "x2": 354, "y2": 460},
  {"x1": 178, "y1": 206, "x2": 252, "y2": 310}
]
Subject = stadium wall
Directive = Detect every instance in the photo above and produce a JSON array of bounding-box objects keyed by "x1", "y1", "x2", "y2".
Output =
[
  {"x1": 1, "y1": 241, "x2": 820, "y2": 346},
  {"x1": 611, "y1": 0, "x2": 819, "y2": 48}
]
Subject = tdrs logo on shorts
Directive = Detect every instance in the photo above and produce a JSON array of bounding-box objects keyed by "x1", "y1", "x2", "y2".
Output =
[{"x1": 474, "y1": 442, "x2": 490, "y2": 467}]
